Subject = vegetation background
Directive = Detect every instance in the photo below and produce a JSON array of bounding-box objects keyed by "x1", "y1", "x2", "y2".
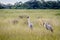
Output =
[
  {"x1": 0, "y1": 9, "x2": 60, "y2": 40},
  {"x1": 0, "y1": 0, "x2": 60, "y2": 9}
]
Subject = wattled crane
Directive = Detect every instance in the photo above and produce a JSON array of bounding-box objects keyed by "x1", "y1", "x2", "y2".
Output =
[
  {"x1": 43, "y1": 22, "x2": 53, "y2": 32},
  {"x1": 27, "y1": 16, "x2": 33, "y2": 29}
]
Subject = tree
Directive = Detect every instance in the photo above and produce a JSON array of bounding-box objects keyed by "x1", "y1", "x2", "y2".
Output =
[
  {"x1": 0, "y1": 0, "x2": 60, "y2": 9},
  {"x1": 41, "y1": 0, "x2": 45, "y2": 3},
  {"x1": 57, "y1": 0, "x2": 60, "y2": 2},
  {"x1": 24, "y1": 0, "x2": 41, "y2": 9},
  {"x1": 6, "y1": 4, "x2": 13, "y2": 9},
  {"x1": 0, "y1": 3, "x2": 6, "y2": 9},
  {"x1": 13, "y1": 1, "x2": 23, "y2": 9}
]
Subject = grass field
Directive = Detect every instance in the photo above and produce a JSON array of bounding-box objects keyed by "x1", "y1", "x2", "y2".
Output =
[{"x1": 0, "y1": 9, "x2": 60, "y2": 40}]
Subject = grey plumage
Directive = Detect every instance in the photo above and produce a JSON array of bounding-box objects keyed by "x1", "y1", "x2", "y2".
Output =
[
  {"x1": 43, "y1": 22, "x2": 53, "y2": 32},
  {"x1": 29, "y1": 23, "x2": 33, "y2": 29}
]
